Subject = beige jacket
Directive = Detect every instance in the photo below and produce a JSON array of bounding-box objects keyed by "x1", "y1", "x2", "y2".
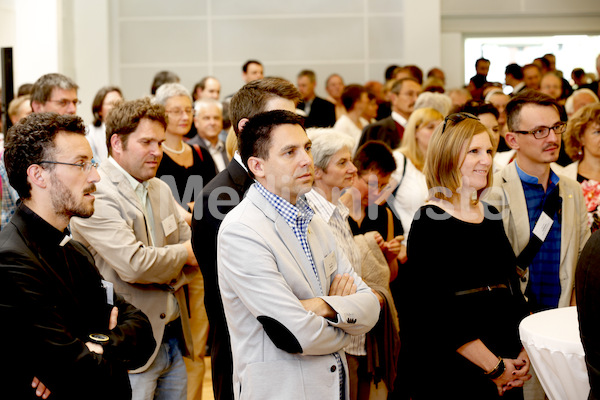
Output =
[
  {"x1": 486, "y1": 162, "x2": 590, "y2": 307},
  {"x1": 70, "y1": 161, "x2": 197, "y2": 372}
]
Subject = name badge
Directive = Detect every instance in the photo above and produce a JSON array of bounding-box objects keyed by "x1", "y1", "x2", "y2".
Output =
[
  {"x1": 532, "y1": 212, "x2": 553, "y2": 241},
  {"x1": 162, "y1": 214, "x2": 177, "y2": 236},
  {"x1": 101, "y1": 280, "x2": 114, "y2": 305},
  {"x1": 324, "y1": 251, "x2": 337, "y2": 277}
]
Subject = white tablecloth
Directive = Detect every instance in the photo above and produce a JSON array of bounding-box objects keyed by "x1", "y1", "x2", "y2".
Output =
[{"x1": 519, "y1": 306, "x2": 590, "y2": 400}]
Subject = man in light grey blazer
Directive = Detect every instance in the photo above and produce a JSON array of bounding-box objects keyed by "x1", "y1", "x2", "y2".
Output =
[
  {"x1": 485, "y1": 90, "x2": 589, "y2": 400},
  {"x1": 218, "y1": 110, "x2": 379, "y2": 400},
  {"x1": 70, "y1": 98, "x2": 199, "y2": 400}
]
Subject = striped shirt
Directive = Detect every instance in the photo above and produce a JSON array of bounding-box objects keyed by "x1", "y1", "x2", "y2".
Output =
[{"x1": 306, "y1": 189, "x2": 366, "y2": 356}]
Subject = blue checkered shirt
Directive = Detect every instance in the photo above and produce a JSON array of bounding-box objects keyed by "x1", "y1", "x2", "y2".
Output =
[
  {"x1": 516, "y1": 162, "x2": 562, "y2": 310},
  {"x1": 1, "y1": 152, "x2": 19, "y2": 229},
  {"x1": 255, "y1": 182, "x2": 345, "y2": 399}
]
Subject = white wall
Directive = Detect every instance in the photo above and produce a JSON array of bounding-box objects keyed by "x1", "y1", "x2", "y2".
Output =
[{"x1": 109, "y1": 0, "x2": 427, "y2": 103}]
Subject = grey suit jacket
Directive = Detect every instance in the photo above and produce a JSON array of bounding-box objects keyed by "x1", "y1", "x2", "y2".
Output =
[
  {"x1": 70, "y1": 160, "x2": 197, "y2": 372},
  {"x1": 486, "y1": 162, "x2": 590, "y2": 307},
  {"x1": 217, "y1": 185, "x2": 379, "y2": 400}
]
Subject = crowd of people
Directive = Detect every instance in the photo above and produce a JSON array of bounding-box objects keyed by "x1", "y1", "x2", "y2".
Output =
[{"x1": 1, "y1": 52, "x2": 600, "y2": 400}]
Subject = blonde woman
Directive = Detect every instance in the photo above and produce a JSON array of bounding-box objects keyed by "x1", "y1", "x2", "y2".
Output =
[
  {"x1": 388, "y1": 107, "x2": 443, "y2": 237},
  {"x1": 399, "y1": 113, "x2": 530, "y2": 399},
  {"x1": 562, "y1": 103, "x2": 600, "y2": 231}
]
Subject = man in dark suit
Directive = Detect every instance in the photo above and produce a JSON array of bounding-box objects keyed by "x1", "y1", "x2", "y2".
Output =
[
  {"x1": 297, "y1": 69, "x2": 336, "y2": 128},
  {"x1": 191, "y1": 77, "x2": 301, "y2": 400},
  {"x1": 358, "y1": 77, "x2": 421, "y2": 150},
  {"x1": 0, "y1": 112, "x2": 155, "y2": 399}
]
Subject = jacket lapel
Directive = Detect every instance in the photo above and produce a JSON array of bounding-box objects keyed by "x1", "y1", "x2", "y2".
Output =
[
  {"x1": 100, "y1": 161, "x2": 154, "y2": 246},
  {"x1": 502, "y1": 163, "x2": 532, "y2": 253},
  {"x1": 248, "y1": 187, "x2": 323, "y2": 296}
]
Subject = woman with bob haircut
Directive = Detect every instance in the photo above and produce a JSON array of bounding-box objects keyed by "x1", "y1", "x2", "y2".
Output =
[
  {"x1": 398, "y1": 113, "x2": 530, "y2": 399},
  {"x1": 388, "y1": 107, "x2": 443, "y2": 237},
  {"x1": 561, "y1": 103, "x2": 600, "y2": 232}
]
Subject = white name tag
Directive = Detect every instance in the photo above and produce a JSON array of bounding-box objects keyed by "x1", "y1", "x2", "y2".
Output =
[
  {"x1": 532, "y1": 212, "x2": 553, "y2": 241},
  {"x1": 324, "y1": 251, "x2": 337, "y2": 277},
  {"x1": 102, "y1": 280, "x2": 114, "y2": 305},
  {"x1": 162, "y1": 214, "x2": 177, "y2": 236}
]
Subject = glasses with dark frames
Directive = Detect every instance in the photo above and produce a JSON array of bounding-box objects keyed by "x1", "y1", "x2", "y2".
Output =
[
  {"x1": 39, "y1": 160, "x2": 99, "y2": 173},
  {"x1": 513, "y1": 122, "x2": 567, "y2": 139},
  {"x1": 441, "y1": 112, "x2": 480, "y2": 134}
]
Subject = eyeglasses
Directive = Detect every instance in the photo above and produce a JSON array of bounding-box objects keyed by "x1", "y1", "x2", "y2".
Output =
[
  {"x1": 360, "y1": 175, "x2": 390, "y2": 192},
  {"x1": 514, "y1": 122, "x2": 567, "y2": 139},
  {"x1": 441, "y1": 112, "x2": 480, "y2": 134},
  {"x1": 39, "y1": 160, "x2": 99, "y2": 172},
  {"x1": 165, "y1": 108, "x2": 193, "y2": 116},
  {"x1": 47, "y1": 99, "x2": 82, "y2": 107}
]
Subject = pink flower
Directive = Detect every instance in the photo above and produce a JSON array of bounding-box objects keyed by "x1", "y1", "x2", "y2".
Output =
[{"x1": 581, "y1": 179, "x2": 600, "y2": 212}]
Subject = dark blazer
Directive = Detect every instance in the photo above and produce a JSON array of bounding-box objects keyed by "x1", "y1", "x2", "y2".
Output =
[
  {"x1": 0, "y1": 204, "x2": 155, "y2": 399},
  {"x1": 298, "y1": 96, "x2": 336, "y2": 128},
  {"x1": 191, "y1": 158, "x2": 253, "y2": 400},
  {"x1": 358, "y1": 116, "x2": 404, "y2": 150},
  {"x1": 576, "y1": 230, "x2": 600, "y2": 400}
]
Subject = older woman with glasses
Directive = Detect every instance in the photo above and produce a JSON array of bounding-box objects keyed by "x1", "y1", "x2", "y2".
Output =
[
  {"x1": 562, "y1": 103, "x2": 600, "y2": 232},
  {"x1": 398, "y1": 113, "x2": 530, "y2": 399},
  {"x1": 153, "y1": 83, "x2": 215, "y2": 400},
  {"x1": 154, "y1": 83, "x2": 216, "y2": 216}
]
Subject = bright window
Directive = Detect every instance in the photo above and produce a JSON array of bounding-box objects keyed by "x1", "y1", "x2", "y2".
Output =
[{"x1": 464, "y1": 35, "x2": 600, "y2": 90}]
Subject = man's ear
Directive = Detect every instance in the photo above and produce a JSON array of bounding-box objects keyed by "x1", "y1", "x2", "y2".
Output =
[
  {"x1": 110, "y1": 134, "x2": 123, "y2": 154},
  {"x1": 237, "y1": 118, "x2": 249, "y2": 134},
  {"x1": 314, "y1": 167, "x2": 324, "y2": 180},
  {"x1": 26, "y1": 164, "x2": 48, "y2": 190},
  {"x1": 247, "y1": 156, "x2": 264, "y2": 178},
  {"x1": 505, "y1": 131, "x2": 520, "y2": 150},
  {"x1": 31, "y1": 100, "x2": 43, "y2": 113}
]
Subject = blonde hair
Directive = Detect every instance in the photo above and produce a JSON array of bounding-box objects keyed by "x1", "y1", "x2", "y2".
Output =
[
  {"x1": 225, "y1": 127, "x2": 237, "y2": 160},
  {"x1": 424, "y1": 116, "x2": 493, "y2": 203},
  {"x1": 564, "y1": 103, "x2": 600, "y2": 161},
  {"x1": 398, "y1": 108, "x2": 443, "y2": 171}
]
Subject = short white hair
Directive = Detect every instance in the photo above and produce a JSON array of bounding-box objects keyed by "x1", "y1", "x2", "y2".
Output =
[
  {"x1": 194, "y1": 98, "x2": 223, "y2": 115},
  {"x1": 414, "y1": 92, "x2": 452, "y2": 116},
  {"x1": 154, "y1": 83, "x2": 192, "y2": 105},
  {"x1": 307, "y1": 128, "x2": 355, "y2": 170},
  {"x1": 565, "y1": 88, "x2": 599, "y2": 115}
]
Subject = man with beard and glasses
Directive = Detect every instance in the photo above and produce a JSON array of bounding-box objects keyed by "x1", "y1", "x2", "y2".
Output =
[
  {"x1": 0, "y1": 112, "x2": 155, "y2": 399},
  {"x1": 70, "y1": 98, "x2": 199, "y2": 400}
]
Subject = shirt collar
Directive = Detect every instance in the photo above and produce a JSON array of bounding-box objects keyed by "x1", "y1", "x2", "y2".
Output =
[
  {"x1": 18, "y1": 203, "x2": 72, "y2": 247},
  {"x1": 108, "y1": 156, "x2": 149, "y2": 192},
  {"x1": 515, "y1": 161, "x2": 560, "y2": 187},
  {"x1": 305, "y1": 188, "x2": 349, "y2": 222},
  {"x1": 255, "y1": 181, "x2": 314, "y2": 227},
  {"x1": 202, "y1": 138, "x2": 225, "y2": 152},
  {"x1": 233, "y1": 151, "x2": 248, "y2": 172},
  {"x1": 391, "y1": 111, "x2": 408, "y2": 127}
]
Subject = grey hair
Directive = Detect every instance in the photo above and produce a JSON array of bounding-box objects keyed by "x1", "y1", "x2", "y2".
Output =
[
  {"x1": 194, "y1": 98, "x2": 223, "y2": 115},
  {"x1": 307, "y1": 128, "x2": 356, "y2": 170},
  {"x1": 31, "y1": 73, "x2": 79, "y2": 105},
  {"x1": 565, "y1": 88, "x2": 600, "y2": 115},
  {"x1": 154, "y1": 83, "x2": 192, "y2": 105},
  {"x1": 484, "y1": 89, "x2": 507, "y2": 103},
  {"x1": 414, "y1": 92, "x2": 452, "y2": 117}
]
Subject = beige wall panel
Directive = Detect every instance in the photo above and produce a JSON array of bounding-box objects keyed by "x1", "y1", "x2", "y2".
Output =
[
  {"x1": 119, "y1": 20, "x2": 209, "y2": 64},
  {"x1": 211, "y1": 18, "x2": 364, "y2": 63},
  {"x1": 118, "y1": 0, "x2": 207, "y2": 18},
  {"x1": 211, "y1": 0, "x2": 363, "y2": 16}
]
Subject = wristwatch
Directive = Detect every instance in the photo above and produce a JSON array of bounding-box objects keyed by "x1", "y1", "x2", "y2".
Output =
[{"x1": 88, "y1": 333, "x2": 110, "y2": 345}]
